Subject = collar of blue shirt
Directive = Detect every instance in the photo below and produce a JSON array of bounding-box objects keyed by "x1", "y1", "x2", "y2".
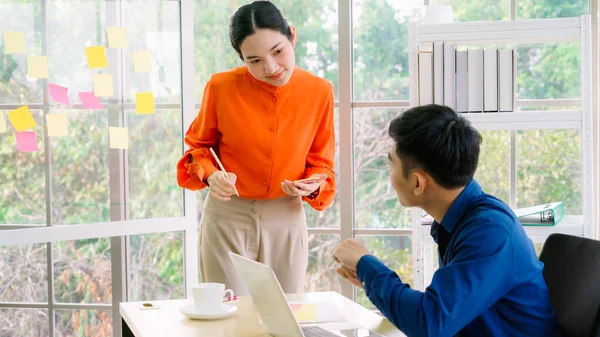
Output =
[{"x1": 432, "y1": 179, "x2": 483, "y2": 233}]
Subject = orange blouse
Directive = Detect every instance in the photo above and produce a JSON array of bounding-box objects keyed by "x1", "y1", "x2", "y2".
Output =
[{"x1": 177, "y1": 66, "x2": 335, "y2": 211}]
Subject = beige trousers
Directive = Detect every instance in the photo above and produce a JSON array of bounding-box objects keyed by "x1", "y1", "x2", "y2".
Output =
[{"x1": 199, "y1": 194, "x2": 308, "y2": 295}]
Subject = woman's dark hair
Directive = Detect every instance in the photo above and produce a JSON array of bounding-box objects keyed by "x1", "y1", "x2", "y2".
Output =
[
  {"x1": 388, "y1": 104, "x2": 483, "y2": 189},
  {"x1": 229, "y1": 1, "x2": 293, "y2": 60}
]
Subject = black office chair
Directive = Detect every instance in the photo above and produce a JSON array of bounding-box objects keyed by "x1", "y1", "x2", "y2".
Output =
[{"x1": 538, "y1": 233, "x2": 600, "y2": 337}]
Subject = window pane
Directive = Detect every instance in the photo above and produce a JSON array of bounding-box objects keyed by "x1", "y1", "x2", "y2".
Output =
[
  {"x1": 124, "y1": 1, "x2": 181, "y2": 103},
  {"x1": 305, "y1": 234, "x2": 341, "y2": 292},
  {"x1": 354, "y1": 108, "x2": 411, "y2": 229},
  {"x1": 517, "y1": 129, "x2": 582, "y2": 215},
  {"x1": 356, "y1": 235, "x2": 412, "y2": 309},
  {"x1": 306, "y1": 108, "x2": 339, "y2": 228},
  {"x1": 0, "y1": 308, "x2": 48, "y2": 337},
  {"x1": 46, "y1": 0, "x2": 105, "y2": 105},
  {"x1": 194, "y1": 0, "x2": 339, "y2": 100},
  {"x1": 475, "y1": 131, "x2": 510, "y2": 203},
  {"x1": 51, "y1": 110, "x2": 110, "y2": 225},
  {"x1": 54, "y1": 239, "x2": 112, "y2": 304},
  {"x1": 0, "y1": 109, "x2": 46, "y2": 225},
  {"x1": 0, "y1": 1, "x2": 42, "y2": 104},
  {"x1": 517, "y1": 0, "x2": 588, "y2": 19},
  {"x1": 0, "y1": 243, "x2": 47, "y2": 302},
  {"x1": 55, "y1": 310, "x2": 112, "y2": 337},
  {"x1": 434, "y1": 0, "x2": 509, "y2": 21},
  {"x1": 516, "y1": 43, "x2": 580, "y2": 100},
  {"x1": 127, "y1": 109, "x2": 183, "y2": 219},
  {"x1": 353, "y1": 0, "x2": 417, "y2": 100},
  {"x1": 129, "y1": 231, "x2": 184, "y2": 301}
]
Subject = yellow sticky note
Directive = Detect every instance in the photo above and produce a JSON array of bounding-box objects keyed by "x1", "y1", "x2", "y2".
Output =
[
  {"x1": 0, "y1": 113, "x2": 6, "y2": 133},
  {"x1": 109, "y1": 126, "x2": 128, "y2": 149},
  {"x1": 8, "y1": 106, "x2": 36, "y2": 132},
  {"x1": 106, "y1": 27, "x2": 127, "y2": 48},
  {"x1": 85, "y1": 46, "x2": 108, "y2": 68},
  {"x1": 46, "y1": 113, "x2": 68, "y2": 137},
  {"x1": 132, "y1": 51, "x2": 152, "y2": 72},
  {"x1": 291, "y1": 304, "x2": 317, "y2": 322},
  {"x1": 3, "y1": 31, "x2": 26, "y2": 54},
  {"x1": 135, "y1": 92, "x2": 155, "y2": 114},
  {"x1": 93, "y1": 74, "x2": 114, "y2": 97},
  {"x1": 27, "y1": 55, "x2": 48, "y2": 78}
]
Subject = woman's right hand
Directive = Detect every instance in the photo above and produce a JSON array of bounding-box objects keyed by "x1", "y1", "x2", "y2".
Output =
[{"x1": 207, "y1": 171, "x2": 238, "y2": 201}]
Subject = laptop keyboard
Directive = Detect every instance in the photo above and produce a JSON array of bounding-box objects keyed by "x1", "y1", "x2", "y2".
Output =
[{"x1": 301, "y1": 326, "x2": 340, "y2": 337}]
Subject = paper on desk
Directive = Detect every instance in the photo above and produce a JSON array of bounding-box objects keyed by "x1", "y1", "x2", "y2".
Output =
[{"x1": 288, "y1": 301, "x2": 345, "y2": 323}]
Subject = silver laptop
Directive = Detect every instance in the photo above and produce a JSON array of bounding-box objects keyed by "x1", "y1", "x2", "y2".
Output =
[{"x1": 228, "y1": 252, "x2": 385, "y2": 337}]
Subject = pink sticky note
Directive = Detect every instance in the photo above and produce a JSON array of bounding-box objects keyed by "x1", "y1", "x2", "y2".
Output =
[
  {"x1": 48, "y1": 83, "x2": 70, "y2": 105},
  {"x1": 15, "y1": 131, "x2": 39, "y2": 152},
  {"x1": 79, "y1": 92, "x2": 103, "y2": 109}
]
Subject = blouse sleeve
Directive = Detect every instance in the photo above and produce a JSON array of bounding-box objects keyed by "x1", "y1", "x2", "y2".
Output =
[{"x1": 176, "y1": 79, "x2": 220, "y2": 191}]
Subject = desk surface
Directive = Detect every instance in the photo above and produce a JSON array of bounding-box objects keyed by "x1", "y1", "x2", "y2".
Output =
[{"x1": 120, "y1": 291, "x2": 405, "y2": 337}]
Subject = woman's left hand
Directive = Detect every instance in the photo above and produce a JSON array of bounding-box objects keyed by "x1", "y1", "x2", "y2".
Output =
[{"x1": 281, "y1": 174, "x2": 327, "y2": 197}]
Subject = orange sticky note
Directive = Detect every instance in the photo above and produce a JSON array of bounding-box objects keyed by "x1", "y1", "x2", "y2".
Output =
[
  {"x1": 93, "y1": 74, "x2": 113, "y2": 97},
  {"x1": 3, "y1": 31, "x2": 26, "y2": 54},
  {"x1": 8, "y1": 106, "x2": 36, "y2": 132},
  {"x1": 86, "y1": 46, "x2": 108, "y2": 68},
  {"x1": 132, "y1": 51, "x2": 152, "y2": 72},
  {"x1": 106, "y1": 27, "x2": 127, "y2": 48},
  {"x1": 109, "y1": 126, "x2": 128, "y2": 149},
  {"x1": 27, "y1": 55, "x2": 48, "y2": 78},
  {"x1": 135, "y1": 92, "x2": 155, "y2": 114},
  {"x1": 46, "y1": 113, "x2": 68, "y2": 137}
]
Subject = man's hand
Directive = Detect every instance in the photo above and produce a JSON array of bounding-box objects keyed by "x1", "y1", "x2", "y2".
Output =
[
  {"x1": 336, "y1": 265, "x2": 363, "y2": 289},
  {"x1": 281, "y1": 174, "x2": 327, "y2": 197},
  {"x1": 333, "y1": 238, "x2": 370, "y2": 271},
  {"x1": 207, "y1": 171, "x2": 238, "y2": 201}
]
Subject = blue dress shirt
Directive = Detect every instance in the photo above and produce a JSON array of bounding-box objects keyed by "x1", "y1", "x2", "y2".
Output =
[{"x1": 356, "y1": 180, "x2": 561, "y2": 337}]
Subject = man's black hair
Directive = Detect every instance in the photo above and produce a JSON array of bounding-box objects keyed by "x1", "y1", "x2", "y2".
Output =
[{"x1": 388, "y1": 104, "x2": 482, "y2": 189}]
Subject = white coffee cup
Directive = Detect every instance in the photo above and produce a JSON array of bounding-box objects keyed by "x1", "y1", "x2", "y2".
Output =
[{"x1": 191, "y1": 283, "x2": 234, "y2": 313}]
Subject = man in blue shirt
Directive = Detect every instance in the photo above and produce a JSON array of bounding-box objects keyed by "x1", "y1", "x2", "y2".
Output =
[{"x1": 333, "y1": 104, "x2": 560, "y2": 337}]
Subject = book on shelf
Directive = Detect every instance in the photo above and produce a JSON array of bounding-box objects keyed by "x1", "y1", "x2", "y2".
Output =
[
  {"x1": 483, "y1": 48, "x2": 499, "y2": 112},
  {"x1": 514, "y1": 202, "x2": 565, "y2": 226},
  {"x1": 433, "y1": 42, "x2": 444, "y2": 105},
  {"x1": 418, "y1": 51, "x2": 434, "y2": 105},
  {"x1": 443, "y1": 43, "x2": 456, "y2": 109},
  {"x1": 455, "y1": 50, "x2": 468, "y2": 112},
  {"x1": 498, "y1": 49, "x2": 514, "y2": 112},
  {"x1": 467, "y1": 48, "x2": 484, "y2": 112}
]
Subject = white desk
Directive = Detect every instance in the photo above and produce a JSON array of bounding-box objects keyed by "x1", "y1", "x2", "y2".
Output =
[{"x1": 120, "y1": 291, "x2": 406, "y2": 337}]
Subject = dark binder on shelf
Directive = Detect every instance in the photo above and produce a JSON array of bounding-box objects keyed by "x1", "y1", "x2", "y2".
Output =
[{"x1": 514, "y1": 202, "x2": 565, "y2": 226}]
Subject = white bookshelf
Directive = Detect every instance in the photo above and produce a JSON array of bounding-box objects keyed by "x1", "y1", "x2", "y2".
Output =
[{"x1": 408, "y1": 15, "x2": 595, "y2": 291}]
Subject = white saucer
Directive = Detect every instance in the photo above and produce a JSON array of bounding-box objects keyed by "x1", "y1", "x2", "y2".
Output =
[{"x1": 179, "y1": 304, "x2": 238, "y2": 320}]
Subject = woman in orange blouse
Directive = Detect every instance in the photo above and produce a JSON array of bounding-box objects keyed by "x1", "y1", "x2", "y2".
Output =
[{"x1": 177, "y1": 0, "x2": 335, "y2": 295}]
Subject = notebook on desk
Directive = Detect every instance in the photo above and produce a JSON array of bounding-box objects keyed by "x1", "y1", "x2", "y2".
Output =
[{"x1": 228, "y1": 252, "x2": 385, "y2": 337}]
